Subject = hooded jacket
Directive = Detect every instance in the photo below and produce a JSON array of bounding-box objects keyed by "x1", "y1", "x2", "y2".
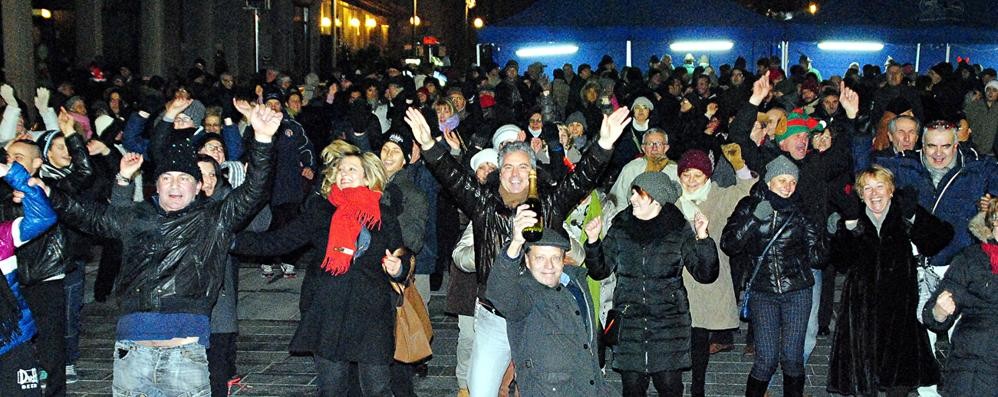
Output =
[
  {"x1": 921, "y1": 212, "x2": 998, "y2": 396},
  {"x1": 48, "y1": 140, "x2": 274, "y2": 317}
]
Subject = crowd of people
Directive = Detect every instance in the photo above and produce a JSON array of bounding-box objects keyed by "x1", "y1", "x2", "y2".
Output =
[{"x1": 0, "y1": 48, "x2": 996, "y2": 397}]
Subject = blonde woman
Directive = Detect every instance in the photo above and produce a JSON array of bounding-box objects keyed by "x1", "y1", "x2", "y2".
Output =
[{"x1": 233, "y1": 152, "x2": 409, "y2": 396}]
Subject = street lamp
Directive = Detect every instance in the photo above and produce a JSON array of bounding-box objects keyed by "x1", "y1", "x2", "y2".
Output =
[
  {"x1": 409, "y1": 16, "x2": 422, "y2": 26},
  {"x1": 473, "y1": 17, "x2": 484, "y2": 29},
  {"x1": 808, "y1": 2, "x2": 818, "y2": 15}
]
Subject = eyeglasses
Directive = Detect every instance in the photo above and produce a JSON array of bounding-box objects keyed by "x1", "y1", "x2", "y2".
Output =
[
  {"x1": 202, "y1": 143, "x2": 224, "y2": 152},
  {"x1": 175, "y1": 115, "x2": 193, "y2": 123},
  {"x1": 529, "y1": 118, "x2": 543, "y2": 123},
  {"x1": 643, "y1": 142, "x2": 667, "y2": 148}
]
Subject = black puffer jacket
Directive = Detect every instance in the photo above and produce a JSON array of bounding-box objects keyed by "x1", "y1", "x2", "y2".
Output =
[
  {"x1": 0, "y1": 133, "x2": 94, "y2": 285},
  {"x1": 721, "y1": 183, "x2": 823, "y2": 294},
  {"x1": 49, "y1": 140, "x2": 274, "y2": 316},
  {"x1": 421, "y1": 141, "x2": 611, "y2": 300},
  {"x1": 585, "y1": 205, "x2": 719, "y2": 373}
]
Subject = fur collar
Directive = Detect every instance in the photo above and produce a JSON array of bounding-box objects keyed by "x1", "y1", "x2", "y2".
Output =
[{"x1": 969, "y1": 212, "x2": 993, "y2": 242}]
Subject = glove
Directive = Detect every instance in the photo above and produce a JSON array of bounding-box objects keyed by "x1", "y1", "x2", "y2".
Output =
[
  {"x1": 722, "y1": 143, "x2": 745, "y2": 170},
  {"x1": 895, "y1": 186, "x2": 919, "y2": 220},
  {"x1": 830, "y1": 184, "x2": 861, "y2": 221},
  {"x1": 0, "y1": 85, "x2": 17, "y2": 108},
  {"x1": 753, "y1": 200, "x2": 773, "y2": 220},
  {"x1": 34, "y1": 87, "x2": 51, "y2": 110}
]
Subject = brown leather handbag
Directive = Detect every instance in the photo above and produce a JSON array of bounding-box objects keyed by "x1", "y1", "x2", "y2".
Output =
[{"x1": 388, "y1": 254, "x2": 433, "y2": 363}]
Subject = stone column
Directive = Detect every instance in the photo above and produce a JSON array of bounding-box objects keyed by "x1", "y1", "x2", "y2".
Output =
[
  {"x1": 1, "y1": 0, "x2": 36, "y2": 118},
  {"x1": 75, "y1": 0, "x2": 104, "y2": 63},
  {"x1": 140, "y1": 0, "x2": 166, "y2": 76}
]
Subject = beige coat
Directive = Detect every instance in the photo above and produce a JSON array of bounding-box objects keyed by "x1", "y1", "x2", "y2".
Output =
[{"x1": 681, "y1": 176, "x2": 755, "y2": 330}]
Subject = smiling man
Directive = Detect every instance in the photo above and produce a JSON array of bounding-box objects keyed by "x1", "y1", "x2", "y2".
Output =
[
  {"x1": 875, "y1": 120, "x2": 998, "y2": 396},
  {"x1": 43, "y1": 104, "x2": 282, "y2": 396}
]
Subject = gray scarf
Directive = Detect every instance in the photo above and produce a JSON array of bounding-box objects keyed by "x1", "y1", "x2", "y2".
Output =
[{"x1": 921, "y1": 153, "x2": 956, "y2": 188}]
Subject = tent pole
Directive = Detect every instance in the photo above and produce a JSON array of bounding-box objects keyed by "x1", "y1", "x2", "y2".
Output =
[
  {"x1": 626, "y1": 40, "x2": 632, "y2": 67},
  {"x1": 915, "y1": 43, "x2": 921, "y2": 72}
]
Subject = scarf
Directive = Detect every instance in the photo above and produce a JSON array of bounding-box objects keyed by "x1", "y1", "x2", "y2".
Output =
[
  {"x1": 645, "y1": 156, "x2": 670, "y2": 173},
  {"x1": 981, "y1": 242, "x2": 998, "y2": 275},
  {"x1": 678, "y1": 183, "x2": 712, "y2": 221},
  {"x1": 321, "y1": 185, "x2": 382, "y2": 276},
  {"x1": 69, "y1": 113, "x2": 93, "y2": 140},
  {"x1": 439, "y1": 114, "x2": 460, "y2": 133},
  {"x1": 39, "y1": 163, "x2": 72, "y2": 180},
  {"x1": 921, "y1": 152, "x2": 956, "y2": 188}
]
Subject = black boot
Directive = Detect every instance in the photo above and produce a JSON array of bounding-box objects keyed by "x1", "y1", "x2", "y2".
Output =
[
  {"x1": 782, "y1": 373, "x2": 805, "y2": 397},
  {"x1": 745, "y1": 375, "x2": 768, "y2": 397}
]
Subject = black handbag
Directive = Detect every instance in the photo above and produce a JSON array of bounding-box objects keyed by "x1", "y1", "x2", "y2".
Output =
[
  {"x1": 602, "y1": 306, "x2": 627, "y2": 346},
  {"x1": 739, "y1": 218, "x2": 791, "y2": 321}
]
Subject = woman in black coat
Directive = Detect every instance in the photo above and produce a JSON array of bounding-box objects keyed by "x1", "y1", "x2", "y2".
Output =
[
  {"x1": 720, "y1": 156, "x2": 823, "y2": 397},
  {"x1": 827, "y1": 166, "x2": 951, "y2": 396},
  {"x1": 922, "y1": 198, "x2": 998, "y2": 397},
  {"x1": 585, "y1": 171, "x2": 719, "y2": 397},
  {"x1": 233, "y1": 152, "x2": 409, "y2": 396}
]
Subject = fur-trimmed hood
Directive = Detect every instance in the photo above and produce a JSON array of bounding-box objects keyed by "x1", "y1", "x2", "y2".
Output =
[{"x1": 968, "y1": 212, "x2": 993, "y2": 242}]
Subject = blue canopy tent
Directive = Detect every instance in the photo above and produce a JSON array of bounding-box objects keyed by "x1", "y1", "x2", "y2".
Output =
[
  {"x1": 788, "y1": 0, "x2": 998, "y2": 76},
  {"x1": 478, "y1": 0, "x2": 781, "y2": 71}
]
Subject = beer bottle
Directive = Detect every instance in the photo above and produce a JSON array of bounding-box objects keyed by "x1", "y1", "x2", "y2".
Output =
[{"x1": 522, "y1": 170, "x2": 544, "y2": 242}]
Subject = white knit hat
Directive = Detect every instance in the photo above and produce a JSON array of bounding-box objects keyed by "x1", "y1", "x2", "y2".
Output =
[
  {"x1": 470, "y1": 148, "x2": 499, "y2": 171},
  {"x1": 491, "y1": 124, "x2": 521, "y2": 149}
]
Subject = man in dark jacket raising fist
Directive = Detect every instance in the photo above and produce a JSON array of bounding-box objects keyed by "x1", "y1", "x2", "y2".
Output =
[{"x1": 39, "y1": 102, "x2": 282, "y2": 397}]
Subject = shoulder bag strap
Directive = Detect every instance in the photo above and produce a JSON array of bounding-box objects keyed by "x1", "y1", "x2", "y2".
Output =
[{"x1": 744, "y1": 217, "x2": 792, "y2": 290}]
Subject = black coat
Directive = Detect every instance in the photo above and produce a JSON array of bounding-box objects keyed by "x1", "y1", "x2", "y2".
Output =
[
  {"x1": 50, "y1": 140, "x2": 274, "y2": 316},
  {"x1": 488, "y1": 247, "x2": 610, "y2": 396},
  {"x1": 721, "y1": 185, "x2": 823, "y2": 294},
  {"x1": 922, "y1": 214, "x2": 998, "y2": 396},
  {"x1": 1, "y1": 133, "x2": 94, "y2": 284},
  {"x1": 232, "y1": 184, "x2": 408, "y2": 363},
  {"x1": 586, "y1": 205, "x2": 719, "y2": 372},
  {"x1": 827, "y1": 205, "x2": 951, "y2": 394},
  {"x1": 421, "y1": 141, "x2": 610, "y2": 298}
]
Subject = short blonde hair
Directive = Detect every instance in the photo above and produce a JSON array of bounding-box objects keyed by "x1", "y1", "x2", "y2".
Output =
[{"x1": 855, "y1": 165, "x2": 895, "y2": 199}]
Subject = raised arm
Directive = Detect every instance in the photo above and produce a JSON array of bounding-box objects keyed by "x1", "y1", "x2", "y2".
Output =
[
  {"x1": 221, "y1": 118, "x2": 244, "y2": 160},
  {"x1": 53, "y1": 110, "x2": 95, "y2": 194},
  {"x1": 405, "y1": 107, "x2": 488, "y2": 216},
  {"x1": 122, "y1": 111, "x2": 152, "y2": 154},
  {"x1": 486, "y1": 205, "x2": 537, "y2": 321},
  {"x1": 218, "y1": 104, "x2": 279, "y2": 231}
]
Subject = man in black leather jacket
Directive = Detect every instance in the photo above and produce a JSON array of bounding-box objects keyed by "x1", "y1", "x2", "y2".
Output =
[
  {"x1": 40, "y1": 103, "x2": 282, "y2": 397},
  {"x1": 404, "y1": 106, "x2": 630, "y2": 396}
]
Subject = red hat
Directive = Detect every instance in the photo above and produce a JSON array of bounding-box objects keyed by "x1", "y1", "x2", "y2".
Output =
[
  {"x1": 768, "y1": 68, "x2": 785, "y2": 83},
  {"x1": 678, "y1": 149, "x2": 713, "y2": 178},
  {"x1": 479, "y1": 92, "x2": 495, "y2": 109}
]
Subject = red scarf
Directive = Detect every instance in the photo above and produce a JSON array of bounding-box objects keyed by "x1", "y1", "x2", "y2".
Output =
[
  {"x1": 981, "y1": 243, "x2": 998, "y2": 275},
  {"x1": 322, "y1": 185, "x2": 382, "y2": 275}
]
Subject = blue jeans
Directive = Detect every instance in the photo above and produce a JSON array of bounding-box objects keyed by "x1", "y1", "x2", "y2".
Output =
[
  {"x1": 803, "y1": 269, "x2": 821, "y2": 365},
  {"x1": 749, "y1": 288, "x2": 812, "y2": 381},
  {"x1": 65, "y1": 264, "x2": 85, "y2": 365},
  {"x1": 112, "y1": 341, "x2": 210, "y2": 397},
  {"x1": 468, "y1": 301, "x2": 510, "y2": 397}
]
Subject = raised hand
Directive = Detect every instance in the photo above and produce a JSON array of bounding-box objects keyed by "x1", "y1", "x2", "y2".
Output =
[
  {"x1": 382, "y1": 249, "x2": 403, "y2": 277},
  {"x1": 119, "y1": 153, "x2": 144, "y2": 179},
  {"x1": 34, "y1": 87, "x2": 51, "y2": 110},
  {"x1": 530, "y1": 137, "x2": 544, "y2": 154},
  {"x1": 706, "y1": 102, "x2": 719, "y2": 118},
  {"x1": 87, "y1": 139, "x2": 110, "y2": 156},
  {"x1": 679, "y1": 99, "x2": 694, "y2": 113},
  {"x1": 750, "y1": 76, "x2": 772, "y2": 105},
  {"x1": 979, "y1": 193, "x2": 993, "y2": 213},
  {"x1": 812, "y1": 130, "x2": 832, "y2": 153},
  {"x1": 250, "y1": 104, "x2": 284, "y2": 142},
  {"x1": 693, "y1": 211, "x2": 709, "y2": 239},
  {"x1": 233, "y1": 98, "x2": 254, "y2": 119},
  {"x1": 443, "y1": 129, "x2": 462, "y2": 152},
  {"x1": 750, "y1": 121, "x2": 767, "y2": 146},
  {"x1": 584, "y1": 217, "x2": 602, "y2": 244},
  {"x1": 165, "y1": 97, "x2": 193, "y2": 118},
  {"x1": 403, "y1": 107, "x2": 435, "y2": 150},
  {"x1": 0, "y1": 85, "x2": 15, "y2": 108},
  {"x1": 721, "y1": 143, "x2": 745, "y2": 170},
  {"x1": 597, "y1": 106, "x2": 632, "y2": 150},
  {"x1": 839, "y1": 81, "x2": 860, "y2": 119},
  {"x1": 509, "y1": 204, "x2": 539, "y2": 250},
  {"x1": 57, "y1": 107, "x2": 76, "y2": 135}
]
